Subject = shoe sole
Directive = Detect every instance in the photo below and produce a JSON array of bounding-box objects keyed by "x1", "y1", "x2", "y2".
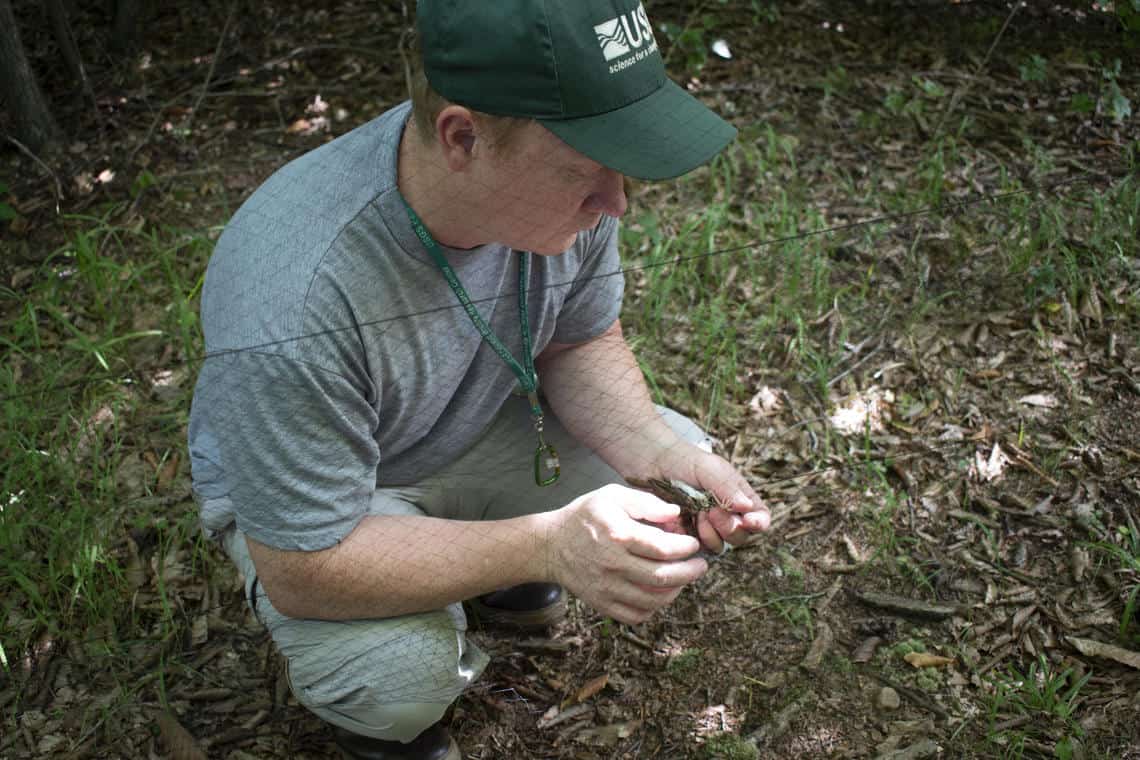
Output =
[
  {"x1": 465, "y1": 589, "x2": 568, "y2": 631},
  {"x1": 338, "y1": 737, "x2": 460, "y2": 760}
]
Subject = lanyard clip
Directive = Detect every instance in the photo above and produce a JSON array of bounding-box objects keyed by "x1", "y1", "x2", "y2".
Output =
[
  {"x1": 534, "y1": 441, "x2": 560, "y2": 487},
  {"x1": 525, "y1": 391, "x2": 558, "y2": 486}
]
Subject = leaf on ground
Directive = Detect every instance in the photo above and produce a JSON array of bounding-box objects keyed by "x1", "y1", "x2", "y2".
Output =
[
  {"x1": 878, "y1": 738, "x2": 941, "y2": 759},
  {"x1": 829, "y1": 387, "x2": 893, "y2": 435},
  {"x1": 968, "y1": 443, "x2": 1009, "y2": 482},
  {"x1": 286, "y1": 117, "x2": 329, "y2": 136},
  {"x1": 1078, "y1": 284, "x2": 1103, "y2": 324},
  {"x1": 1070, "y1": 546, "x2": 1090, "y2": 583},
  {"x1": 749, "y1": 385, "x2": 782, "y2": 416},
  {"x1": 1011, "y1": 604, "x2": 1037, "y2": 633},
  {"x1": 125, "y1": 534, "x2": 148, "y2": 590},
  {"x1": 190, "y1": 613, "x2": 208, "y2": 646},
  {"x1": 1017, "y1": 393, "x2": 1058, "y2": 408},
  {"x1": 537, "y1": 702, "x2": 592, "y2": 730},
  {"x1": 856, "y1": 591, "x2": 963, "y2": 620},
  {"x1": 852, "y1": 636, "x2": 882, "y2": 664},
  {"x1": 573, "y1": 719, "x2": 642, "y2": 747},
  {"x1": 801, "y1": 621, "x2": 833, "y2": 671},
  {"x1": 903, "y1": 652, "x2": 956, "y2": 669},
  {"x1": 74, "y1": 173, "x2": 95, "y2": 194},
  {"x1": 843, "y1": 534, "x2": 863, "y2": 563},
  {"x1": 1067, "y1": 637, "x2": 1140, "y2": 670},
  {"x1": 157, "y1": 452, "x2": 181, "y2": 490},
  {"x1": 573, "y1": 674, "x2": 609, "y2": 705},
  {"x1": 156, "y1": 710, "x2": 208, "y2": 760},
  {"x1": 75, "y1": 405, "x2": 115, "y2": 457}
]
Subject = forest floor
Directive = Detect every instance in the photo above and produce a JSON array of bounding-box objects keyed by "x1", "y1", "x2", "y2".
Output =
[{"x1": 1, "y1": 1, "x2": 1139, "y2": 758}]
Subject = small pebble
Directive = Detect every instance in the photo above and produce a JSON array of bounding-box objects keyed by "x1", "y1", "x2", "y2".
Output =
[{"x1": 876, "y1": 686, "x2": 901, "y2": 711}]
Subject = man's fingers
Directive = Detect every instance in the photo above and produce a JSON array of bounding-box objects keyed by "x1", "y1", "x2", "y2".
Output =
[
  {"x1": 720, "y1": 486, "x2": 765, "y2": 514},
  {"x1": 591, "y1": 573, "x2": 688, "y2": 624},
  {"x1": 624, "y1": 519, "x2": 700, "y2": 560},
  {"x1": 741, "y1": 509, "x2": 771, "y2": 532},
  {"x1": 690, "y1": 456, "x2": 765, "y2": 516},
  {"x1": 697, "y1": 511, "x2": 724, "y2": 553},
  {"x1": 599, "y1": 603, "x2": 650, "y2": 625},
  {"x1": 707, "y1": 508, "x2": 746, "y2": 543},
  {"x1": 714, "y1": 506, "x2": 771, "y2": 537},
  {"x1": 617, "y1": 485, "x2": 682, "y2": 525},
  {"x1": 621, "y1": 584, "x2": 684, "y2": 610},
  {"x1": 623, "y1": 555, "x2": 708, "y2": 590}
]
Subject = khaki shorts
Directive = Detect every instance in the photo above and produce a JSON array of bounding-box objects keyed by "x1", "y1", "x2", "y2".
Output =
[{"x1": 220, "y1": 401, "x2": 709, "y2": 741}]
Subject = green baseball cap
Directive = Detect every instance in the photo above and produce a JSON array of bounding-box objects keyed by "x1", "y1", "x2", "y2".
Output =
[{"x1": 417, "y1": 0, "x2": 737, "y2": 180}]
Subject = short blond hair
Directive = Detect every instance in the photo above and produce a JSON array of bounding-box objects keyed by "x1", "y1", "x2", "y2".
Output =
[{"x1": 404, "y1": 32, "x2": 530, "y2": 151}]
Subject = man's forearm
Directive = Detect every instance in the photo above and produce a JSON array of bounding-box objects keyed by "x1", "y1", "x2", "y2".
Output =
[
  {"x1": 247, "y1": 511, "x2": 553, "y2": 620},
  {"x1": 536, "y1": 321, "x2": 683, "y2": 478}
]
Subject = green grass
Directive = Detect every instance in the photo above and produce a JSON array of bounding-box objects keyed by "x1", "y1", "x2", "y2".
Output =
[
  {"x1": 702, "y1": 731, "x2": 759, "y2": 760},
  {"x1": 1, "y1": 15, "x2": 1137, "y2": 752},
  {"x1": 615, "y1": 109, "x2": 1137, "y2": 750},
  {"x1": 666, "y1": 647, "x2": 706, "y2": 681},
  {"x1": 984, "y1": 655, "x2": 1091, "y2": 759},
  {"x1": 621, "y1": 133, "x2": 846, "y2": 427},
  {"x1": 0, "y1": 210, "x2": 212, "y2": 682},
  {"x1": 623, "y1": 112, "x2": 1138, "y2": 448},
  {"x1": 1087, "y1": 523, "x2": 1140, "y2": 646},
  {"x1": 765, "y1": 555, "x2": 817, "y2": 639}
]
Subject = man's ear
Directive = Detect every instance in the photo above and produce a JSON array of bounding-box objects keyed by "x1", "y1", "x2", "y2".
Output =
[{"x1": 435, "y1": 105, "x2": 478, "y2": 171}]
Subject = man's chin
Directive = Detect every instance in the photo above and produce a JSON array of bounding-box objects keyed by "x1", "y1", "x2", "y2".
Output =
[{"x1": 530, "y1": 232, "x2": 579, "y2": 256}]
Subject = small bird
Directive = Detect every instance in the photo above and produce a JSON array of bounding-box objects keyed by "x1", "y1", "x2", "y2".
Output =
[{"x1": 626, "y1": 477, "x2": 726, "y2": 539}]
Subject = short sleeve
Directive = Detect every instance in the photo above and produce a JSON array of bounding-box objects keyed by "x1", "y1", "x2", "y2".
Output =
[
  {"x1": 550, "y1": 214, "x2": 625, "y2": 344},
  {"x1": 189, "y1": 350, "x2": 380, "y2": 551}
]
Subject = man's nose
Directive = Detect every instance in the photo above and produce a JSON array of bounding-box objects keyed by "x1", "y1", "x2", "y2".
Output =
[{"x1": 582, "y1": 169, "x2": 628, "y2": 218}]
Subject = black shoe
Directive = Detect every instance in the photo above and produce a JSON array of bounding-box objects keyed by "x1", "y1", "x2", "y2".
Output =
[
  {"x1": 467, "y1": 582, "x2": 567, "y2": 630},
  {"x1": 333, "y1": 723, "x2": 459, "y2": 760}
]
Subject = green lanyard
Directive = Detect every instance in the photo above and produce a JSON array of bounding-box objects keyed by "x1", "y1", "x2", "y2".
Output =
[{"x1": 402, "y1": 198, "x2": 560, "y2": 487}]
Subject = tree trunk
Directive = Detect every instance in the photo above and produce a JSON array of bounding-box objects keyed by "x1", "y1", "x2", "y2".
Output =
[
  {"x1": 45, "y1": 0, "x2": 95, "y2": 108},
  {"x1": 0, "y1": 0, "x2": 61, "y2": 153},
  {"x1": 110, "y1": 0, "x2": 142, "y2": 54}
]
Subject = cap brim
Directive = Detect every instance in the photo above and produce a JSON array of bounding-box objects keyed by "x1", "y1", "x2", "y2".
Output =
[{"x1": 538, "y1": 80, "x2": 736, "y2": 181}]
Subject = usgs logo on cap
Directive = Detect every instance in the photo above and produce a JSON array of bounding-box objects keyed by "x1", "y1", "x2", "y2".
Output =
[{"x1": 594, "y1": 4, "x2": 658, "y2": 64}]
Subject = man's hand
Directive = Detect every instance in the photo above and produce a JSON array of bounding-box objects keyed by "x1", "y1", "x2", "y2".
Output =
[
  {"x1": 543, "y1": 484, "x2": 709, "y2": 625},
  {"x1": 647, "y1": 444, "x2": 771, "y2": 555}
]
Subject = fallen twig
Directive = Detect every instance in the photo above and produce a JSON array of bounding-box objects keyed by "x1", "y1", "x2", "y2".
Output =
[
  {"x1": 991, "y1": 715, "x2": 1032, "y2": 733},
  {"x1": 1068, "y1": 637, "x2": 1140, "y2": 670},
  {"x1": 4, "y1": 135, "x2": 63, "y2": 214},
  {"x1": 800, "y1": 621, "x2": 833, "y2": 672},
  {"x1": 934, "y1": 0, "x2": 1021, "y2": 137},
  {"x1": 537, "y1": 702, "x2": 593, "y2": 730},
  {"x1": 855, "y1": 591, "x2": 965, "y2": 620},
  {"x1": 745, "y1": 691, "x2": 810, "y2": 745},
  {"x1": 186, "y1": 2, "x2": 237, "y2": 132},
  {"x1": 827, "y1": 339, "x2": 883, "y2": 388},
  {"x1": 618, "y1": 629, "x2": 653, "y2": 651}
]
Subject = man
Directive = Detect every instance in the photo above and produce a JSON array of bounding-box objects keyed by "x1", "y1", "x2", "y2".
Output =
[{"x1": 189, "y1": 2, "x2": 771, "y2": 758}]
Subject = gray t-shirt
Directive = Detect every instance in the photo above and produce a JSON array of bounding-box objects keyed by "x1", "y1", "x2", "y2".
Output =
[{"x1": 188, "y1": 102, "x2": 624, "y2": 551}]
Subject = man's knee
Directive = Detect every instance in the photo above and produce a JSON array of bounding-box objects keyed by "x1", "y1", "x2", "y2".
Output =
[
  {"x1": 280, "y1": 609, "x2": 487, "y2": 741},
  {"x1": 313, "y1": 693, "x2": 451, "y2": 743}
]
